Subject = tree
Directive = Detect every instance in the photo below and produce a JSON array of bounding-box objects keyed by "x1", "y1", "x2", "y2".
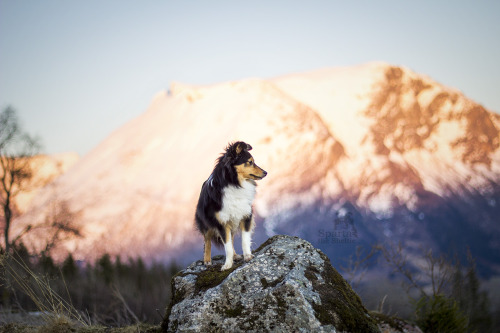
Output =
[
  {"x1": 452, "y1": 252, "x2": 492, "y2": 332},
  {"x1": 376, "y1": 242, "x2": 454, "y2": 299},
  {"x1": 378, "y1": 242, "x2": 492, "y2": 332},
  {"x1": 0, "y1": 106, "x2": 40, "y2": 253}
]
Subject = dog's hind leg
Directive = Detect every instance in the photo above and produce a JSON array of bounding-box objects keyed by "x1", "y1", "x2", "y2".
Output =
[
  {"x1": 221, "y1": 224, "x2": 234, "y2": 271},
  {"x1": 203, "y1": 231, "x2": 212, "y2": 266},
  {"x1": 241, "y1": 215, "x2": 255, "y2": 262}
]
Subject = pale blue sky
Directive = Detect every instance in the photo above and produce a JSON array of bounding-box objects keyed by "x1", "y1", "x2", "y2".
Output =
[{"x1": 1, "y1": 1, "x2": 499, "y2": 156}]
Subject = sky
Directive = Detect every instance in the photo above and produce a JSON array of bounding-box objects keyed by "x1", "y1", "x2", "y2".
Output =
[{"x1": 0, "y1": 1, "x2": 499, "y2": 156}]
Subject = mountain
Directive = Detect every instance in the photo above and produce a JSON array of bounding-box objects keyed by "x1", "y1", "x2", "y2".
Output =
[
  {"x1": 16, "y1": 62, "x2": 500, "y2": 276},
  {"x1": 272, "y1": 63, "x2": 500, "y2": 274}
]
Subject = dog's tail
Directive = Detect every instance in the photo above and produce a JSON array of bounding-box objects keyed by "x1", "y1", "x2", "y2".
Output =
[
  {"x1": 197, "y1": 223, "x2": 225, "y2": 249},
  {"x1": 212, "y1": 233, "x2": 224, "y2": 249}
]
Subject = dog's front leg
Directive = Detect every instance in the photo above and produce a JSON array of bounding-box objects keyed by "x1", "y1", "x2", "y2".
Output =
[
  {"x1": 221, "y1": 224, "x2": 234, "y2": 271},
  {"x1": 232, "y1": 231, "x2": 242, "y2": 261}
]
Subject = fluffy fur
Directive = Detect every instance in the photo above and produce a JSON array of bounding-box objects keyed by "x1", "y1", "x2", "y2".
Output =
[{"x1": 195, "y1": 141, "x2": 267, "y2": 270}]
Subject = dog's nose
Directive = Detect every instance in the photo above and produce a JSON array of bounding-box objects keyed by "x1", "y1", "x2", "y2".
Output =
[{"x1": 263, "y1": 170, "x2": 268, "y2": 177}]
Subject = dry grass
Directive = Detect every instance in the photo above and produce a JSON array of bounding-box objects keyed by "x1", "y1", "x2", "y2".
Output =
[
  {"x1": 0, "y1": 322, "x2": 160, "y2": 333},
  {"x1": 0, "y1": 252, "x2": 90, "y2": 327}
]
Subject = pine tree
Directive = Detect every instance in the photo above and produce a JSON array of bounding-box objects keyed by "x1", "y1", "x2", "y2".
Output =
[
  {"x1": 62, "y1": 253, "x2": 78, "y2": 279},
  {"x1": 463, "y1": 262, "x2": 492, "y2": 332},
  {"x1": 451, "y1": 253, "x2": 493, "y2": 332},
  {"x1": 97, "y1": 253, "x2": 114, "y2": 285}
]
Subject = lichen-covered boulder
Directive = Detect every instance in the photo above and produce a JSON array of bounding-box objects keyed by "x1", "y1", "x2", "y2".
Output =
[{"x1": 162, "y1": 235, "x2": 413, "y2": 332}]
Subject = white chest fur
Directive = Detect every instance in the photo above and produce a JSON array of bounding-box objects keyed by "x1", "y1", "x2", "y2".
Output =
[{"x1": 218, "y1": 181, "x2": 256, "y2": 226}]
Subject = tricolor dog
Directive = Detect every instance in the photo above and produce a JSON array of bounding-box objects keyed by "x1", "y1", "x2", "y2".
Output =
[{"x1": 195, "y1": 142, "x2": 267, "y2": 270}]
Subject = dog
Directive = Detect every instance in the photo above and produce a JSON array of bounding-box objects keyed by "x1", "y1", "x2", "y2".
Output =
[{"x1": 195, "y1": 141, "x2": 267, "y2": 271}]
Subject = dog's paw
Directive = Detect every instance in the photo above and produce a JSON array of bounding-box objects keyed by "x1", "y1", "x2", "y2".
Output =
[
  {"x1": 221, "y1": 262, "x2": 233, "y2": 271},
  {"x1": 244, "y1": 254, "x2": 254, "y2": 262},
  {"x1": 234, "y1": 254, "x2": 243, "y2": 261},
  {"x1": 204, "y1": 260, "x2": 212, "y2": 266}
]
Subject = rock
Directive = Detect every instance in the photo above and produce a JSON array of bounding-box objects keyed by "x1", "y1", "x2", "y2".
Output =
[
  {"x1": 162, "y1": 235, "x2": 418, "y2": 333},
  {"x1": 370, "y1": 312, "x2": 423, "y2": 333}
]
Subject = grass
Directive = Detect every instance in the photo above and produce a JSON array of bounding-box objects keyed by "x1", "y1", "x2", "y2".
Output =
[
  {"x1": 0, "y1": 252, "x2": 160, "y2": 332},
  {"x1": 1, "y1": 252, "x2": 90, "y2": 327},
  {"x1": 0, "y1": 322, "x2": 161, "y2": 333},
  {"x1": 1, "y1": 246, "x2": 178, "y2": 326}
]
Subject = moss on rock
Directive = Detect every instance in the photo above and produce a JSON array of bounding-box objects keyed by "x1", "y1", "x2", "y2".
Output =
[
  {"x1": 309, "y1": 249, "x2": 379, "y2": 333},
  {"x1": 194, "y1": 262, "x2": 243, "y2": 293}
]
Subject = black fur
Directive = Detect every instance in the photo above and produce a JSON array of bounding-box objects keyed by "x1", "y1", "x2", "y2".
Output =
[
  {"x1": 195, "y1": 141, "x2": 253, "y2": 247},
  {"x1": 242, "y1": 214, "x2": 253, "y2": 232}
]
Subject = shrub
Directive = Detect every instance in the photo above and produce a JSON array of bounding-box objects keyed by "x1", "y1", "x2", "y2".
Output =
[{"x1": 415, "y1": 294, "x2": 467, "y2": 333}]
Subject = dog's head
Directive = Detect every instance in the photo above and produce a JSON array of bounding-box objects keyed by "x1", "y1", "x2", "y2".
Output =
[{"x1": 222, "y1": 141, "x2": 267, "y2": 183}]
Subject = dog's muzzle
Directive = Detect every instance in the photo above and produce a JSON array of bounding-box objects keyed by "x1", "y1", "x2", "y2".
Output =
[{"x1": 251, "y1": 170, "x2": 267, "y2": 180}]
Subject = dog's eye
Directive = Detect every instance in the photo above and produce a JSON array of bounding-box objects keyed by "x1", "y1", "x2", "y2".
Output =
[{"x1": 248, "y1": 161, "x2": 253, "y2": 166}]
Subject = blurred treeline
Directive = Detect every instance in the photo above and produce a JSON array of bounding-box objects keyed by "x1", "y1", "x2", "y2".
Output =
[
  {"x1": 1, "y1": 243, "x2": 180, "y2": 326},
  {"x1": 344, "y1": 244, "x2": 499, "y2": 333}
]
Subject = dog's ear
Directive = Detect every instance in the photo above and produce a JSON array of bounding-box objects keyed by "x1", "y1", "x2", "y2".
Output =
[
  {"x1": 222, "y1": 141, "x2": 252, "y2": 166},
  {"x1": 235, "y1": 142, "x2": 252, "y2": 154},
  {"x1": 222, "y1": 142, "x2": 240, "y2": 165}
]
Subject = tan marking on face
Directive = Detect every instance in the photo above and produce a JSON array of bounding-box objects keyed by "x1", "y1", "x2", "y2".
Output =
[{"x1": 235, "y1": 157, "x2": 267, "y2": 183}]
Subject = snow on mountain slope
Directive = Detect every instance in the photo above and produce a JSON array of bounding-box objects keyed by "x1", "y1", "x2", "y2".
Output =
[
  {"x1": 16, "y1": 63, "x2": 500, "y2": 272},
  {"x1": 274, "y1": 62, "x2": 500, "y2": 215},
  {"x1": 272, "y1": 62, "x2": 381, "y2": 151},
  {"x1": 16, "y1": 78, "x2": 343, "y2": 261}
]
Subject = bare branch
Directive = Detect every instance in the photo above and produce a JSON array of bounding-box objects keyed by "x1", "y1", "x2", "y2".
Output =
[
  {"x1": 0, "y1": 106, "x2": 41, "y2": 253},
  {"x1": 339, "y1": 245, "x2": 379, "y2": 289},
  {"x1": 0, "y1": 106, "x2": 20, "y2": 152},
  {"x1": 376, "y1": 242, "x2": 427, "y2": 298}
]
